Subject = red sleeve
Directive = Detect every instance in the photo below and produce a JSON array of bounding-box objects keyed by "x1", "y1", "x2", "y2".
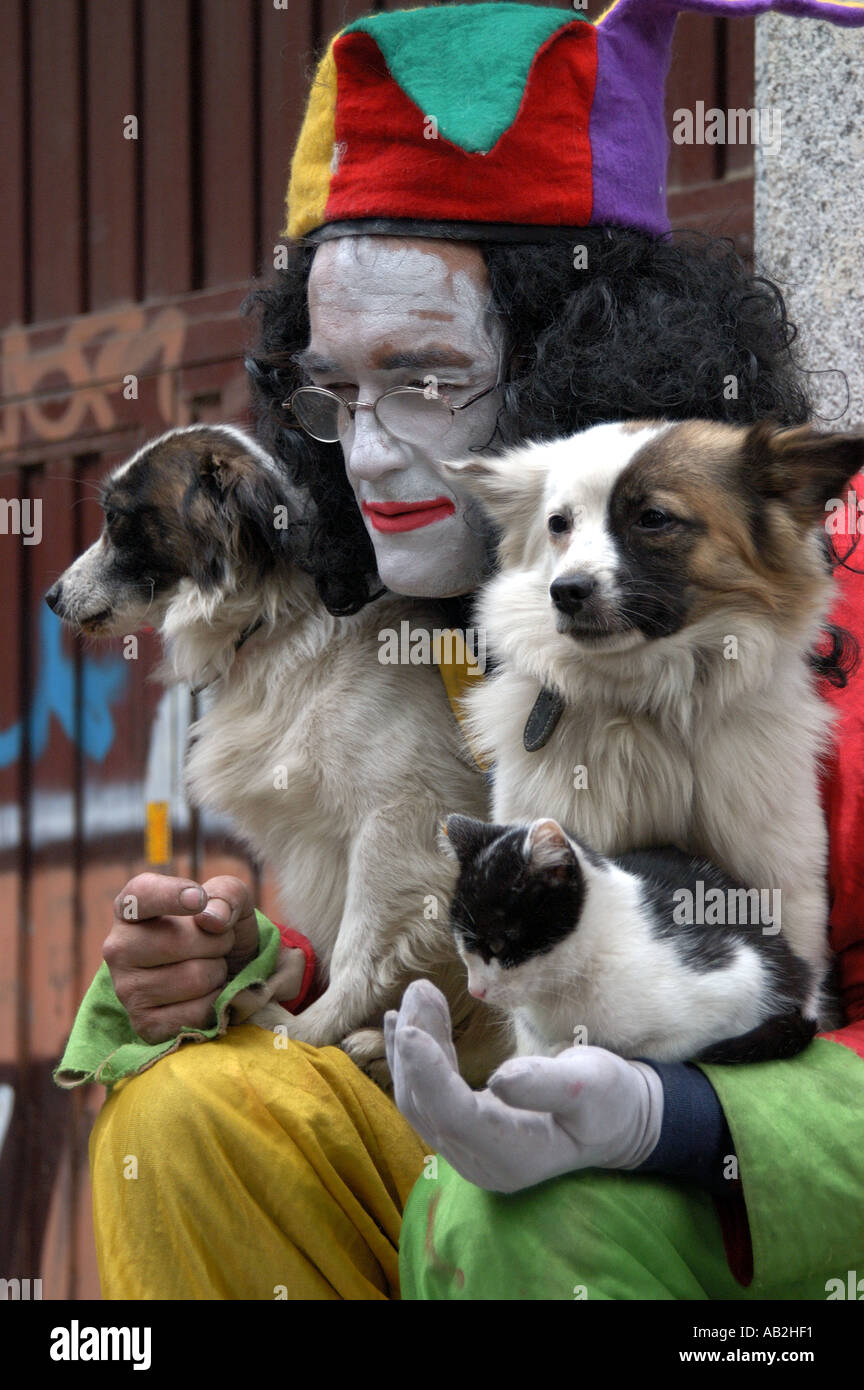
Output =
[
  {"x1": 275, "y1": 924, "x2": 319, "y2": 1014},
  {"x1": 818, "y1": 472, "x2": 864, "y2": 1054}
]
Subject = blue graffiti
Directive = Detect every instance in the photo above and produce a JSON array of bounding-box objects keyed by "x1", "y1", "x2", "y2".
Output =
[{"x1": 0, "y1": 607, "x2": 128, "y2": 767}]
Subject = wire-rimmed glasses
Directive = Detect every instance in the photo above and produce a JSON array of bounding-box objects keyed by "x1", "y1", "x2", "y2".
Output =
[{"x1": 282, "y1": 381, "x2": 500, "y2": 446}]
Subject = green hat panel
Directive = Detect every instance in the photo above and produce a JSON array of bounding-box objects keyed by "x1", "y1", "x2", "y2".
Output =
[{"x1": 346, "y1": 4, "x2": 584, "y2": 154}]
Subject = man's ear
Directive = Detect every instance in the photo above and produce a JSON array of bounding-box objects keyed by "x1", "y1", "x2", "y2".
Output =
[
  {"x1": 745, "y1": 422, "x2": 864, "y2": 530},
  {"x1": 440, "y1": 443, "x2": 550, "y2": 536}
]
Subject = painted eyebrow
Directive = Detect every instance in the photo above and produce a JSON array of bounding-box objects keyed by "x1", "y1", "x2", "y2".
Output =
[
  {"x1": 292, "y1": 346, "x2": 475, "y2": 374},
  {"x1": 374, "y1": 347, "x2": 475, "y2": 370}
]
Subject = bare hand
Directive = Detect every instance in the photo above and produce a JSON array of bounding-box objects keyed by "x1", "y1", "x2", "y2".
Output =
[{"x1": 103, "y1": 873, "x2": 259, "y2": 1043}]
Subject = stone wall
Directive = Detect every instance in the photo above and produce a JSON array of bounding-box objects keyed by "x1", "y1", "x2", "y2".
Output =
[{"x1": 754, "y1": 15, "x2": 864, "y2": 425}]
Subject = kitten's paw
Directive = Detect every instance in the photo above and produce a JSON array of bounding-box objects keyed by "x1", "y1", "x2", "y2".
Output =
[{"x1": 340, "y1": 1027, "x2": 392, "y2": 1091}]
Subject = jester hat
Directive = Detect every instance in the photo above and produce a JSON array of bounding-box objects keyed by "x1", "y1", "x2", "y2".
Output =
[{"x1": 285, "y1": 0, "x2": 864, "y2": 242}]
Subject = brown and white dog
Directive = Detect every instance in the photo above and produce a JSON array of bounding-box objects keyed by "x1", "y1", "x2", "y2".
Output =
[
  {"x1": 46, "y1": 424, "x2": 502, "y2": 1084},
  {"x1": 441, "y1": 419, "x2": 864, "y2": 1023}
]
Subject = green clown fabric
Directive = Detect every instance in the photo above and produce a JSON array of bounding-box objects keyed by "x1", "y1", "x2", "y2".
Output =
[
  {"x1": 399, "y1": 1038, "x2": 864, "y2": 1300},
  {"x1": 54, "y1": 911, "x2": 282, "y2": 1090}
]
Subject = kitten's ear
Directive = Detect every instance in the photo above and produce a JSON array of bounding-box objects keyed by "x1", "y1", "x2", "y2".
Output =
[
  {"x1": 524, "y1": 819, "x2": 575, "y2": 881},
  {"x1": 439, "y1": 444, "x2": 549, "y2": 536},
  {"x1": 438, "y1": 818, "x2": 460, "y2": 862},
  {"x1": 440, "y1": 813, "x2": 486, "y2": 863},
  {"x1": 441, "y1": 813, "x2": 509, "y2": 863}
]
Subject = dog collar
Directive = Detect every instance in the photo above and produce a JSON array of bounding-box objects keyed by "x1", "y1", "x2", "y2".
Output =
[
  {"x1": 235, "y1": 615, "x2": 264, "y2": 651},
  {"x1": 523, "y1": 685, "x2": 566, "y2": 752},
  {"x1": 190, "y1": 617, "x2": 265, "y2": 697}
]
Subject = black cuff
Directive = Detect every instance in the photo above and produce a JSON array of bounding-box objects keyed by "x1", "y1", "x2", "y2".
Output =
[{"x1": 635, "y1": 1061, "x2": 737, "y2": 1195}]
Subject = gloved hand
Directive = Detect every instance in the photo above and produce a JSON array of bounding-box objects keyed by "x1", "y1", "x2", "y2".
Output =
[{"x1": 384, "y1": 979, "x2": 664, "y2": 1194}]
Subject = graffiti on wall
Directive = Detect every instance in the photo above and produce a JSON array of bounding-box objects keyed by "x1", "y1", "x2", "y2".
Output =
[
  {"x1": 0, "y1": 604, "x2": 219, "y2": 855},
  {"x1": 0, "y1": 304, "x2": 189, "y2": 452},
  {"x1": 0, "y1": 607, "x2": 128, "y2": 769}
]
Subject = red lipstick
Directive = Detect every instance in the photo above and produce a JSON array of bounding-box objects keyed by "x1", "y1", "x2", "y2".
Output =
[{"x1": 362, "y1": 497, "x2": 455, "y2": 533}]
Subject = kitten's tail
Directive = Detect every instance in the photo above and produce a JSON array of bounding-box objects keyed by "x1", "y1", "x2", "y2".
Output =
[{"x1": 694, "y1": 1010, "x2": 817, "y2": 1065}]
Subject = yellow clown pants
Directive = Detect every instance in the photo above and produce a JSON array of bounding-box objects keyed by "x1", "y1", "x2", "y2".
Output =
[
  {"x1": 89, "y1": 1025, "x2": 427, "y2": 1300},
  {"x1": 90, "y1": 1023, "x2": 859, "y2": 1300}
]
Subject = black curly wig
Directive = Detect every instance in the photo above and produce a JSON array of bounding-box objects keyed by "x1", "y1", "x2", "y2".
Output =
[{"x1": 246, "y1": 227, "x2": 812, "y2": 619}]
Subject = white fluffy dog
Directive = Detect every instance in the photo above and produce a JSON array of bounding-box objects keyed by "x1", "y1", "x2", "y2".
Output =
[{"x1": 441, "y1": 418, "x2": 864, "y2": 1022}]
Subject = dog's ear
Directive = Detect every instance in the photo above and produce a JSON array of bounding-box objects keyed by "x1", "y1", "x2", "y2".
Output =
[
  {"x1": 440, "y1": 444, "x2": 550, "y2": 535},
  {"x1": 745, "y1": 422, "x2": 864, "y2": 530},
  {"x1": 221, "y1": 460, "x2": 295, "y2": 573},
  {"x1": 198, "y1": 449, "x2": 232, "y2": 492},
  {"x1": 186, "y1": 438, "x2": 296, "y2": 585}
]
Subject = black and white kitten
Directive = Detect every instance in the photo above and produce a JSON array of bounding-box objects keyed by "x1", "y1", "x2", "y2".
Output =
[{"x1": 441, "y1": 814, "x2": 818, "y2": 1065}]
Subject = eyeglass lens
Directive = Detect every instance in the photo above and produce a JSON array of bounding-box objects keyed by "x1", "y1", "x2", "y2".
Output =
[{"x1": 291, "y1": 388, "x2": 458, "y2": 445}]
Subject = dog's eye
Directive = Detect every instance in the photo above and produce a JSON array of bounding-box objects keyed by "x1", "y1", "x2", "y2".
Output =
[
  {"x1": 635, "y1": 507, "x2": 674, "y2": 531},
  {"x1": 548, "y1": 513, "x2": 569, "y2": 535},
  {"x1": 104, "y1": 509, "x2": 118, "y2": 528}
]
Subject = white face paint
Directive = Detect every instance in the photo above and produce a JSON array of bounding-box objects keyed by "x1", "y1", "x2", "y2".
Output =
[{"x1": 304, "y1": 237, "x2": 503, "y2": 597}]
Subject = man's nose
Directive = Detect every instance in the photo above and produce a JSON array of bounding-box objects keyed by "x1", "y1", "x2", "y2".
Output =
[
  {"x1": 550, "y1": 574, "x2": 597, "y2": 616},
  {"x1": 343, "y1": 405, "x2": 407, "y2": 482}
]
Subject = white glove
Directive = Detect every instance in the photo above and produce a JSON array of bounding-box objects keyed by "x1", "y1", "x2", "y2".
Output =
[{"x1": 384, "y1": 979, "x2": 664, "y2": 1194}]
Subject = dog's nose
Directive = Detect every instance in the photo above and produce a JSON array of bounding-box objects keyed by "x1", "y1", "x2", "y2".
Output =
[
  {"x1": 550, "y1": 574, "x2": 596, "y2": 615},
  {"x1": 44, "y1": 581, "x2": 62, "y2": 612}
]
